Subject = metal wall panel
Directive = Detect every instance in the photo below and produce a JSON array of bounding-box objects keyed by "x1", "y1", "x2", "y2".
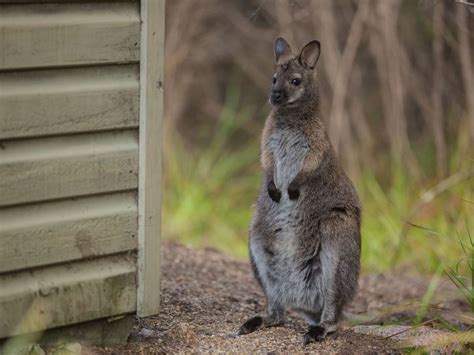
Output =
[
  {"x1": 0, "y1": 254, "x2": 137, "y2": 338},
  {"x1": 0, "y1": 65, "x2": 139, "y2": 139},
  {"x1": 0, "y1": 130, "x2": 138, "y2": 207},
  {"x1": 0, "y1": 192, "x2": 138, "y2": 273},
  {"x1": 0, "y1": 2, "x2": 140, "y2": 70}
]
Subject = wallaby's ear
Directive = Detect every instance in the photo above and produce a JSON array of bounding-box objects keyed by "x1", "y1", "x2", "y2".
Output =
[
  {"x1": 298, "y1": 40, "x2": 321, "y2": 69},
  {"x1": 274, "y1": 37, "x2": 292, "y2": 64}
]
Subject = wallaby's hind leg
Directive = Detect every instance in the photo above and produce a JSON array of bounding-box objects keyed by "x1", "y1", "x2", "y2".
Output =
[
  {"x1": 303, "y1": 212, "x2": 360, "y2": 345},
  {"x1": 240, "y1": 228, "x2": 286, "y2": 335},
  {"x1": 238, "y1": 301, "x2": 285, "y2": 335}
]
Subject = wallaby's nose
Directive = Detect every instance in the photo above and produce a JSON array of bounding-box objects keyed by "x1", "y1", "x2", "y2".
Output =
[{"x1": 271, "y1": 90, "x2": 282, "y2": 103}]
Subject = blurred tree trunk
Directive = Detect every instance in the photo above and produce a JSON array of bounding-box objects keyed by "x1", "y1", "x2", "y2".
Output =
[
  {"x1": 370, "y1": 0, "x2": 420, "y2": 177},
  {"x1": 431, "y1": 1, "x2": 447, "y2": 177},
  {"x1": 315, "y1": 0, "x2": 370, "y2": 177},
  {"x1": 456, "y1": 3, "x2": 474, "y2": 146},
  {"x1": 330, "y1": 0, "x2": 369, "y2": 176}
]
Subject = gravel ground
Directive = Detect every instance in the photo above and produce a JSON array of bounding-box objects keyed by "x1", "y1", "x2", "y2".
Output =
[{"x1": 89, "y1": 242, "x2": 470, "y2": 354}]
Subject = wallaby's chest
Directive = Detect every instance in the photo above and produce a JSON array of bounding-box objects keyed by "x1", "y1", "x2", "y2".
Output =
[{"x1": 269, "y1": 128, "x2": 309, "y2": 190}]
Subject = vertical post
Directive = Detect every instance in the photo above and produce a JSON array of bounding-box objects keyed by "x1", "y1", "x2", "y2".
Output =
[{"x1": 137, "y1": 0, "x2": 164, "y2": 317}]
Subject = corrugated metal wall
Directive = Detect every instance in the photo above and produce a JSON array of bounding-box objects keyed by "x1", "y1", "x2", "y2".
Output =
[{"x1": 0, "y1": 1, "x2": 143, "y2": 337}]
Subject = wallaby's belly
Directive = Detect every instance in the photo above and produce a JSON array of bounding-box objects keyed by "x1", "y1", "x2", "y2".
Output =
[
  {"x1": 251, "y1": 128, "x2": 324, "y2": 311},
  {"x1": 250, "y1": 210, "x2": 324, "y2": 312}
]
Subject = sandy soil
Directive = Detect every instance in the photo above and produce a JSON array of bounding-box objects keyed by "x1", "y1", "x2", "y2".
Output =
[{"x1": 91, "y1": 242, "x2": 470, "y2": 354}]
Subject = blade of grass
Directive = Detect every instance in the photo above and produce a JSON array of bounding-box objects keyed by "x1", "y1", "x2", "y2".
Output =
[
  {"x1": 415, "y1": 266, "x2": 442, "y2": 324},
  {"x1": 384, "y1": 317, "x2": 439, "y2": 339}
]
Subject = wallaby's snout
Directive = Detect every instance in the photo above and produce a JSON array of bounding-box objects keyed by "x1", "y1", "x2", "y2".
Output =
[{"x1": 270, "y1": 89, "x2": 282, "y2": 104}]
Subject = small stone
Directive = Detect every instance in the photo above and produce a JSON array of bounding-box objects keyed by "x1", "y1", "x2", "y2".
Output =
[{"x1": 139, "y1": 328, "x2": 156, "y2": 338}]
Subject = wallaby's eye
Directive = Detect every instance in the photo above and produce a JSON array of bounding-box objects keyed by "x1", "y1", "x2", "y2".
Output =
[
  {"x1": 272, "y1": 76, "x2": 277, "y2": 84},
  {"x1": 291, "y1": 78, "x2": 301, "y2": 86}
]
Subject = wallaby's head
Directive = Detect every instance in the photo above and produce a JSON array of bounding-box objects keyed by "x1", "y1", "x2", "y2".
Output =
[{"x1": 270, "y1": 37, "x2": 321, "y2": 108}]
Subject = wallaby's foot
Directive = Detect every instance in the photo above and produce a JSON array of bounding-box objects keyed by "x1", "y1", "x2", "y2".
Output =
[
  {"x1": 238, "y1": 314, "x2": 285, "y2": 335},
  {"x1": 238, "y1": 316, "x2": 263, "y2": 335},
  {"x1": 303, "y1": 325, "x2": 326, "y2": 345},
  {"x1": 267, "y1": 180, "x2": 281, "y2": 202}
]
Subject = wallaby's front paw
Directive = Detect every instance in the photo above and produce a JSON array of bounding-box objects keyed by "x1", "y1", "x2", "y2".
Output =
[
  {"x1": 288, "y1": 180, "x2": 300, "y2": 200},
  {"x1": 267, "y1": 181, "x2": 281, "y2": 203},
  {"x1": 238, "y1": 316, "x2": 263, "y2": 335},
  {"x1": 288, "y1": 187, "x2": 299, "y2": 200},
  {"x1": 303, "y1": 325, "x2": 326, "y2": 345}
]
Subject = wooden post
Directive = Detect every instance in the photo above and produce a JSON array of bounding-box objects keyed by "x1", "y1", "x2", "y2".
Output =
[{"x1": 137, "y1": 0, "x2": 164, "y2": 317}]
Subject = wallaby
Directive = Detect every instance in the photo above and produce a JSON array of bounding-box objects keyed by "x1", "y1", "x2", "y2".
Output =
[{"x1": 238, "y1": 38, "x2": 361, "y2": 345}]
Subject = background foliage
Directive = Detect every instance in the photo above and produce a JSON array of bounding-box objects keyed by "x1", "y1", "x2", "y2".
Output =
[{"x1": 162, "y1": 0, "x2": 473, "y2": 273}]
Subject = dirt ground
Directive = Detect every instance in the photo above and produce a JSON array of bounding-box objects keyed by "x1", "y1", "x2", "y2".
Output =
[{"x1": 91, "y1": 242, "x2": 470, "y2": 354}]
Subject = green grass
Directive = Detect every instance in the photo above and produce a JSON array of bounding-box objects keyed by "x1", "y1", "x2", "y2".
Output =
[
  {"x1": 359, "y1": 166, "x2": 473, "y2": 273},
  {"x1": 163, "y1": 135, "x2": 258, "y2": 257},
  {"x1": 445, "y1": 223, "x2": 474, "y2": 317},
  {"x1": 163, "y1": 91, "x2": 474, "y2": 274}
]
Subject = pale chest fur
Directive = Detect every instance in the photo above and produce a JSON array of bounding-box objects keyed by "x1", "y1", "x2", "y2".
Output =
[{"x1": 269, "y1": 127, "x2": 310, "y2": 194}]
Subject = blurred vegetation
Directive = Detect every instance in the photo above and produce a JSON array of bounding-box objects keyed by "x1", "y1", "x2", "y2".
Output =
[
  {"x1": 163, "y1": 95, "x2": 473, "y2": 273},
  {"x1": 162, "y1": 0, "x2": 474, "y2": 274}
]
